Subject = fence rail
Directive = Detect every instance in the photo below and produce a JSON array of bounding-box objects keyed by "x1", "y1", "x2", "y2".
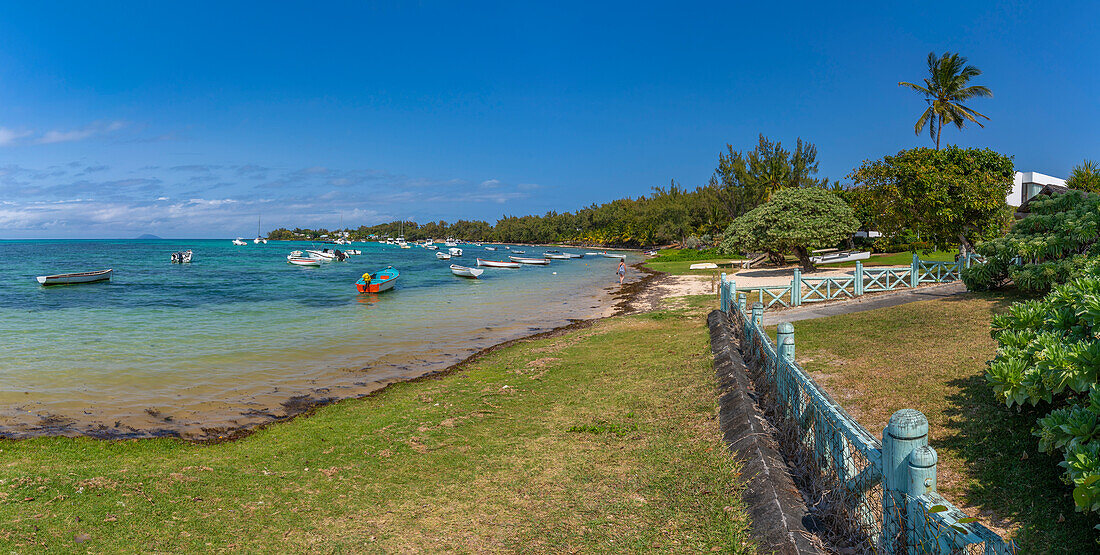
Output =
[
  {"x1": 723, "y1": 254, "x2": 974, "y2": 311},
  {"x1": 718, "y1": 277, "x2": 1015, "y2": 553}
]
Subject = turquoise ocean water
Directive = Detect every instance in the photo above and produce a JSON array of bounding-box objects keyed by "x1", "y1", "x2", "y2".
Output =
[{"x1": 0, "y1": 240, "x2": 632, "y2": 438}]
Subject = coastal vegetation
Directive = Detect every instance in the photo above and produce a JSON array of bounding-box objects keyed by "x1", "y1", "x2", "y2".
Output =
[
  {"x1": 898, "y1": 51, "x2": 993, "y2": 149},
  {"x1": 0, "y1": 297, "x2": 753, "y2": 552},
  {"x1": 848, "y1": 146, "x2": 1015, "y2": 256},
  {"x1": 772, "y1": 292, "x2": 1096, "y2": 550},
  {"x1": 1067, "y1": 159, "x2": 1100, "y2": 193},
  {"x1": 962, "y1": 190, "x2": 1100, "y2": 292},
  {"x1": 719, "y1": 187, "x2": 859, "y2": 272}
]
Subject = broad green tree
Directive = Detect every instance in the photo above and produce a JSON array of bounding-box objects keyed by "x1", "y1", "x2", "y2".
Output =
[
  {"x1": 1067, "y1": 159, "x2": 1100, "y2": 193},
  {"x1": 720, "y1": 187, "x2": 859, "y2": 272},
  {"x1": 848, "y1": 146, "x2": 1014, "y2": 256},
  {"x1": 899, "y1": 51, "x2": 992, "y2": 149}
]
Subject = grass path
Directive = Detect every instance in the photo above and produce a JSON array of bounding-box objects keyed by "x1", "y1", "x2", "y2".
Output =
[
  {"x1": 770, "y1": 292, "x2": 1096, "y2": 551},
  {"x1": 0, "y1": 297, "x2": 753, "y2": 553}
]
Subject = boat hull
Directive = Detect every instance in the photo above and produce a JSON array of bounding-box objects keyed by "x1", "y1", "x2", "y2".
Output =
[
  {"x1": 36, "y1": 269, "x2": 113, "y2": 286},
  {"x1": 287, "y1": 258, "x2": 321, "y2": 267},
  {"x1": 450, "y1": 264, "x2": 484, "y2": 278},
  {"x1": 356, "y1": 267, "x2": 399, "y2": 293},
  {"x1": 509, "y1": 256, "x2": 549, "y2": 265},
  {"x1": 477, "y1": 258, "x2": 521, "y2": 268}
]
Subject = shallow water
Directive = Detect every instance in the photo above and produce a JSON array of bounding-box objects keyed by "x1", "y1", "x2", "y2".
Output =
[{"x1": 0, "y1": 240, "x2": 632, "y2": 438}]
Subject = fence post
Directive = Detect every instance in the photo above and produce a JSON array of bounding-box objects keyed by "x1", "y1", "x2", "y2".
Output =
[
  {"x1": 910, "y1": 253, "x2": 919, "y2": 288},
  {"x1": 855, "y1": 260, "x2": 864, "y2": 296},
  {"x1": 737, "y1": 292, "x2": 747, "y2": 312},
  {"x1": 720, "y1": 272, "x2": 728, "y2": 312},
  {"x1": 965, "y1": 253, "x2": 973, "y2": 269},
  {"x1": 751, "y1": 302, "x2": 763, "y2": 329},
  {"x1": 882, "y1": 409, "x2": 930, "y2": 552},
  {"x1": 791, "y1": 268, "x2": 802, "y2": 306},
  {"x1": 749, "y1": 302, "x2": 764, "y2": 353},
  {"x1": 776, "y1": 323, "x2": 795, "y2": 417}
]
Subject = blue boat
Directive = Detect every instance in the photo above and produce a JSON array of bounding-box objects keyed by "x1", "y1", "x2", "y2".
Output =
[{"x1": 356, "y1": 266, "x2": 399, "y2": 293}]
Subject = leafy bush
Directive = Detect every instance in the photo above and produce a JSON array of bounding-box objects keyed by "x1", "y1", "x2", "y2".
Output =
[
  {"x1": 989, "y1": 270, "x2": 1100, "y2": 516},
  {"x1": 964, "y1": 191, "x2": 1100, "y2": 292},
  {"x1": 649, "y1": 248, "x2": 730, "y2": 262}
]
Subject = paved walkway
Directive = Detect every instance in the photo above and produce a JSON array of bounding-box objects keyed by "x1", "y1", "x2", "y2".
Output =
[{"x1": 760, "y1": 281, "x2": 967, "y2": 326}]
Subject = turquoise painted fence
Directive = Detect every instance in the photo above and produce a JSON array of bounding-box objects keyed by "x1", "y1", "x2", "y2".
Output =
[
  {"x1": 717, "y1": 279, "x2": 1016, "y2": 553},
  {"x1": 727, "y1": 254, "x2": 974, "y2": 311}
]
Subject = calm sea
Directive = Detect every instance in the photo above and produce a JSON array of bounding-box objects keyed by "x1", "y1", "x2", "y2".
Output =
[{"x1": 0, "y1": 239, "x2": 631, "y2": 438}]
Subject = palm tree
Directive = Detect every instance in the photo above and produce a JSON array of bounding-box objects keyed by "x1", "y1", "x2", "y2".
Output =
[{"x1": 899, "y1": 51, "x2": 992, "y2": 149}]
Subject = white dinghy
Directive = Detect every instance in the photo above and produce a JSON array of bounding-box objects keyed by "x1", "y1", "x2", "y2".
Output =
[
  {"x1": 37, "y1": 269, "x2": 113, "y2": 286},
  {"x1": 450, "y1": 264, "x2": 484, "y2": 278}
]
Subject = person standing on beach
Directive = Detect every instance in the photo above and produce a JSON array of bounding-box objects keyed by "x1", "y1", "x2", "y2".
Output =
[{"x1": 617, "y1": 260, "x2": 626, "y2": 285}]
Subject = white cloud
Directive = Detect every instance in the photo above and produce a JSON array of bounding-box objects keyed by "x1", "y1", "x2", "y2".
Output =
[
  {"x1": 0, "y1": 128, "x2": 33, "y2": 146},
  {"x1": 37, "y1": 121, "x2": 127, "y2": 144}
]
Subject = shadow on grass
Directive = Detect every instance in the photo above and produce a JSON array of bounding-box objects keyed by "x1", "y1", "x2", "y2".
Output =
[
  {"x1": 939, "y1": 289, "x2": 1036, "y2": 314},
  {"x1": 936, "y1": 373, "x2": 1097, "y2": 551}
]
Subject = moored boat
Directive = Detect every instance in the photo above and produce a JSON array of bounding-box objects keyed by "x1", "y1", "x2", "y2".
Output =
[
  {"x1": 602, "y1": 253, "x2": 626, "y2": 259},
  {"x1": 356, "y1": 266, "x2": 399, "y2": 293},
  {"x1": 477, "y1": 258, "x2": 521, "y2": 268},
  {"x1": 436, "y1": 252, "x2": 452, "y2": 260},
  {"x1": 509, "y1": 256, "x2": 550, "y2": 265},
  {"x1": 287, "y1": 257, "x2": 322, "y2": 267},
  {"x1": 511, "y1": 249, "x2": 526, "y2": 254},
  {"x1": 36, "y1": 269, "x2": 113, "y2": 286},
  {"x1": 543, "y1": 252, "x2": 570, "y2": 260},
  {"x1": 232, "y1": 238, "x2": 247, "y2": 246},
  {"x1": 448, "y1": 247, "x2": 463, "y2": 257},
  {"x1": 170, "y1": 250, "x2": 193, "y2": 263},
  {"x1": 450, "y1": 264, "x2": 484, "y2": 278},
  {"x1": 485, "y1": 246, "x2": 496, "y2": 251}
]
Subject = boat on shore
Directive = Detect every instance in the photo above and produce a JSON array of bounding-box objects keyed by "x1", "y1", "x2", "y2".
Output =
[
  {"x1": 477, "y1": 258, "x2": 521, "y2": 268},
  {"x1": 450, "y1": 264, "x2": 484, "y2": 278},
  {"x1": 356, "y1": 267, "x2": 399, "y2": 293},
  {"x1": 36, "y1": 269, "x2": 113, "y2": 286},
  {"x1": 436, "y1": 252, "x2": 452, "y2": 260},
  {"x1": 509, "y1": 256, "x2": 550, "y2": 265}
]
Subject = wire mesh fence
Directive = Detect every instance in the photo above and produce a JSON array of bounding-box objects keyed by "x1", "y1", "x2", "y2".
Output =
[{"x1": 721, "y1": 279, "x2": 1016, "y2": 554}]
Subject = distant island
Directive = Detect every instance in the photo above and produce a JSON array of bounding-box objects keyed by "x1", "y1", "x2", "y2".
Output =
[{"x1": 136, "y1": 234, "x2": 162, "y2": 240}]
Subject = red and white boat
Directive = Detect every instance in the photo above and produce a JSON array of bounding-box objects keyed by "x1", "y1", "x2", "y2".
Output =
[
  {"x1": 477, "y1": 258, "x2": 521, "y2": 268},
  {"x1": 287, "y1": 257, "x2": 321, "y2": 267},
  {"x1": 509, "y1": 256, "x2": 550, "y2": 265}
]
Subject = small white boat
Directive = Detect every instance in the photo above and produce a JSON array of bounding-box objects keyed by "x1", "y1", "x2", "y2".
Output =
[
  {"x1": 585, "y1": 252, "x2": 600, "y2": 256},
  {"x1": 512, "y1": 249, "x2": 526, "y2": 254},
  {"x1": 564, "y1": 253, "x2": 584, "y2": 259},
  {"x1": 450, "y1": 264, "x2": 484, "y2": 278},
  {"x1": 425, "y1": 245, "x2": 439, "y2": 250},
  {"x1": 36, "y1": 269, "x2": 113, "y2": 286},
  {"x1": 306, "y1": 250, "x2": 336, "y2": 261},
  {"x1": 436, "y1": 252, "x2": 452, "y2": 260},
  {"x1": 444, "y1": 241, "x2": 457, "y2": 247},
  {"x1": 485, "y1": 246, "x2": 497, "y2": 251},
  {"x1": 232, "y1": 238, "x2": 247, "y2": 246},
  {"x1": 809, "y1": 250, "x2": 871, "y2": 264},
  {"x1": 253, "y1": 237, "x2": 267, "y2": 244},
  {"x1": 287, "y1": 257, "x2": 321, "y2": 267},
  {"x1": 510, "y1": 256, "x2": 550, "y2": 265},
  {"x1": 602, "y1": 253, "x2": 626, "y2": 259},
  {"x1": 170, "y1": 250, "x2": 193, "y2": 263},
  {"x1": 688, "y1": 263, "x2": 719, "y2": 270},
  {"x1": 449, "y1": 247, "x2": 463, "y2": 257},
  {"x1": 344, "y1": 249, "x2": 361, "y2": 255},
  {"x1": 477, "y1": 258, "x2": 521, "y2": 268},
  {"x1": 543, "y1": 252, "x2": 570, "y2": 260}
]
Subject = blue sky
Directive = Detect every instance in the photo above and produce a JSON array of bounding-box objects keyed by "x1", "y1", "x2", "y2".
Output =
[{"x1": 0, "y1": 1, "x2": 1096, "y2": 238}]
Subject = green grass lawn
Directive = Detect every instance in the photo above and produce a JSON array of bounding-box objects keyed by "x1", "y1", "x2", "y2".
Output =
[
  {"x1": 643, "y1": 257, "x2": 740, "y2": 277},
  {"x1": 0, "y1": 296, "x2": 753, "y2": 552},
  {"x1": 768, "y1": 292, "x2": 1097, "y2": 551},
  {"x1": 817, "y1": 250, "x2": 957, "y2": 268}
]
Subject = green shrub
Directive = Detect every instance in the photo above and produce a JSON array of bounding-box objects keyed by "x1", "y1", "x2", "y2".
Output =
[{"x1": 966, "y1": 191, "x2": 1100, "y2": 292}]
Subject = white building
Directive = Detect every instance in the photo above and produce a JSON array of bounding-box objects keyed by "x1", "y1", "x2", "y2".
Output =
[{"x1": 1009, "y1": 171, "x2": 1066, "y2": 208}]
